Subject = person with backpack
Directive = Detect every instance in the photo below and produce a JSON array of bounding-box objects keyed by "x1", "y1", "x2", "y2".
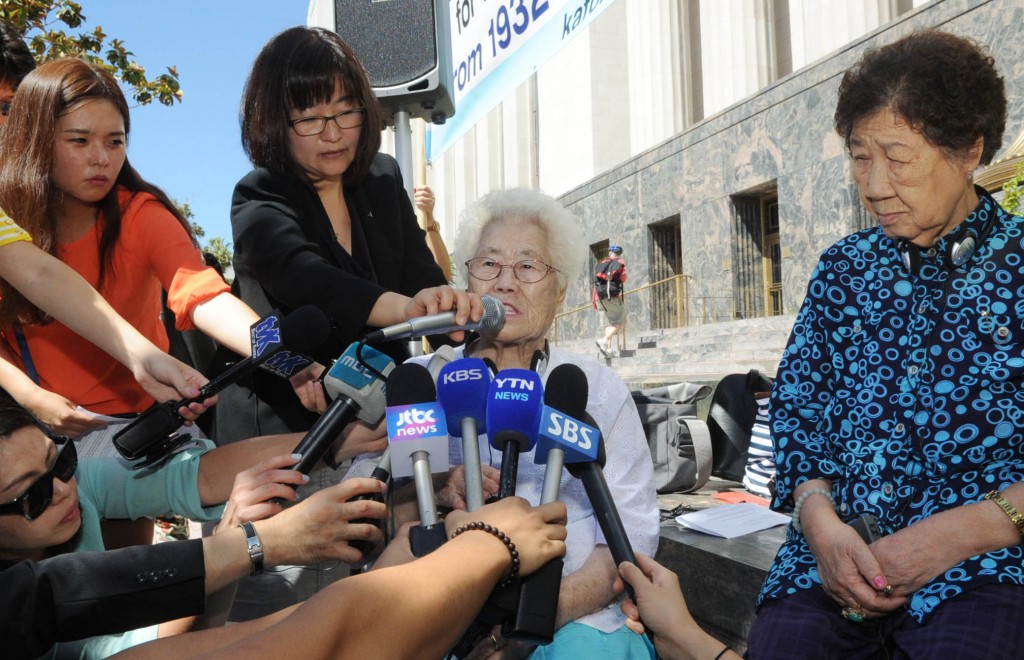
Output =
[{"x1": 593, "y1": 245, "x2": 627, "y2": 357}]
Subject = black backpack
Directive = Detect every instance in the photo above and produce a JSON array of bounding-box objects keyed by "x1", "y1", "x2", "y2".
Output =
[{"x1": 594, "y1": 259, "x2": 623, "y2": 299}]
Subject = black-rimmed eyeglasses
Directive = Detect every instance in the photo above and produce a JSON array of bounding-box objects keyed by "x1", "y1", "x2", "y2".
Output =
[
  {"x1": 0, "y1": 437, "x2": 77, "y2": 520},
  {"x1": 289, "y1": 107, "x2": 366, "y2": 136},
  {"x1": 465, "y1": 257, "x2": 558, "y2": 283}
]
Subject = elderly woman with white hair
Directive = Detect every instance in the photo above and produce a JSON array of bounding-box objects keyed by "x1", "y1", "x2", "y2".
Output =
[{"x1": 347, "y1": 187, "x2": 659, "y2": 658}]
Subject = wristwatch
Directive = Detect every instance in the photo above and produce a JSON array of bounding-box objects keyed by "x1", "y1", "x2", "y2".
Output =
[
  {"x1": 239, "y1": 521, "x2": 265, "y2": 575},
  {"x1": 426, "y1": 220, "x2": 440, "y2": 233}
]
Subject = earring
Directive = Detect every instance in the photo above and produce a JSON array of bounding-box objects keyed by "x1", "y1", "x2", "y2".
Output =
[{"x1": 967, "y1": 172, "x2": 974, "y2": 182}]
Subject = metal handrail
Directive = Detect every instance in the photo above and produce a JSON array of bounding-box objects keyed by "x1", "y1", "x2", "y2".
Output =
[{"x1": 551, "y1": 274, "x2": 690, "y2": 346}]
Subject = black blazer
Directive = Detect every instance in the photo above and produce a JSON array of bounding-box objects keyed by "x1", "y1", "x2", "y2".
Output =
[
  {"x1": 2, "y1": 540, "x2": 205, "y2": 658},
  {"x1": 219, "y1": 153, "x2": 447, "y2": 440}
]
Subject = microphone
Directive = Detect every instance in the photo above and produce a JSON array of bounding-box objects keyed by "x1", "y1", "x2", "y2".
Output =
[
  {"x1": 535, "y1": 364, "x2": 600, "y2": 502},
  {"x1": 362, "y1": 294, "x2": 505, "y2": 342},
  {"x1": 485, "y1": 369, "x2": 544, "y2": 499},
  {"x1": 349, "y1": 344, "x2": 456, "y2": 564},
  {"x1": 385, "y1": 362, "x2": 450, "y2": 556},
  {"x1": 506, "y1": 364, "x2": 599, "y2": 644},
  {"x1": 436, "y1": 358, "x2": 492, "y2": 512},
  {"x1": 290, "y1": 342, "x2": 393, "y2": 474},
  {"x1": 113, "y1": 306, "x2": 331, "y2": 463}
]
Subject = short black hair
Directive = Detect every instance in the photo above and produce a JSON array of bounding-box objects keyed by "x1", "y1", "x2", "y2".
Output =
[
  {"x1": 240, "y1": 27, "x2": 382, "y2": 182},
  {"x1": 0, "y1": 20, "x2": 34, "y2": 88},
  {"x1": 835, "y1": 30, "x2": 1006, "y2": 165}
]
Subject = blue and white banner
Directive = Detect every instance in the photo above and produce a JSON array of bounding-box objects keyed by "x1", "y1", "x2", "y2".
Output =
[{"x1": 429, "y1": 0, "x2": 619, "y2": 161}]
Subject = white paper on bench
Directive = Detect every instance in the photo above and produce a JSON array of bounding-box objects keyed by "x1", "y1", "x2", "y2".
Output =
[{"x1": 676, "y1": 503, "x2": 790, "y2": 539}]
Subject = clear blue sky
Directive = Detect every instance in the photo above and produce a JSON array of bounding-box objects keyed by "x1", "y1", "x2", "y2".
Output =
[{"x1": 78, "y1": 1, "x2": 309, "y2": 244}]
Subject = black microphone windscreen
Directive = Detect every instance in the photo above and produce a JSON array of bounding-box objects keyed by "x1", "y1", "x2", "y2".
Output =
[
  {"x1": 543, "y1": 363, "x2": 588, "y2": 419},
  {"x1": 280, "y1": 305, "x2": 332, "y2": 354},
  {"x1": 386, "y1": 362, "x2": 437, "y2": 406}
]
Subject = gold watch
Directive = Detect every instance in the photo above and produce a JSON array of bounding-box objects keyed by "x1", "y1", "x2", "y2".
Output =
[
  {"x1": 426, "y1": 221, "x2": 440, "y2": 233},
  {"x1": 984, "y1": 490, "x2": 1024, "y2": 539}
]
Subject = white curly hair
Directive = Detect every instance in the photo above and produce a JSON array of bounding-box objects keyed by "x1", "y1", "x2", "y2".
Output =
[{"x1": 453, "y1": 187, "x2": 587, "y2": 291}]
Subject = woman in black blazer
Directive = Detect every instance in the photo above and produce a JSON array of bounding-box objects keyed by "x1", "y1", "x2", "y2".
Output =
[{"x1": 218, "y1": 27, "x2": 474, "y2": 443}]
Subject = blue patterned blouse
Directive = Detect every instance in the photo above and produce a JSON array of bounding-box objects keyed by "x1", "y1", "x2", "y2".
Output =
[{"x1": 757, "y1": 191, "x2": 1024, "y2": 622}]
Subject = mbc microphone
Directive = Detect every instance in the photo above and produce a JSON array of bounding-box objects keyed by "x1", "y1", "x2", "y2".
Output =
[
  {"x1": 113, "y1": 306, "x2": 330, "y2": 463},
  {"x1": 486, "y1": 369, "x2": 543, "y2": 499},
  {"x1": 436, "y1": 358, "x2": 492, "y2": 512},
  {"x1": 362, "y1": 294, "x2": 505, "y2": 342},
  {"x1": 385, "y1": 362, "x2": 450, "y2": 556},
  {"x1": 290, "y1": 342, "x2": 393, "y2": 474}
]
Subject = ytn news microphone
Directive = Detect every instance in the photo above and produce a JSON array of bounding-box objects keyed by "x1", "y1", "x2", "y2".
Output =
[
  {"x1": 485, "y1": 369, "x2": 544, "y2": 499},
  {"x1": 113, "y1": 306, "x2": 330, "y2": 464},
  {"x1": 290, "y1": 342, "x2": 394, "y2": 474},
  {"x1": 436, "y1": 358, "x2": 492, "y2": 511},
  {"x1": 362, "y1": 294, "x2": 505, "y2": 342},
  {"x1": 385, "y1": 362, "x2": 450, "y2": 556}
]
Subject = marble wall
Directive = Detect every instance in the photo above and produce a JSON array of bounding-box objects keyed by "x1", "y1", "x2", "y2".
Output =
[{"x1": 556, "y1": 0, "x2": 1024, "y2": 345}]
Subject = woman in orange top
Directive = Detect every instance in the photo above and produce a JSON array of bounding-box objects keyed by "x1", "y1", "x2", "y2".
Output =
[{"x1": 0, "y1": 58, "x2": 260, "y2": 435}]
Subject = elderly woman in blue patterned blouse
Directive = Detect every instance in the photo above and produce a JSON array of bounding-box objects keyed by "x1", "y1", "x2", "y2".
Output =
[{"x1": 747, "y1": 30, "x2": 1024, "y2": 657}]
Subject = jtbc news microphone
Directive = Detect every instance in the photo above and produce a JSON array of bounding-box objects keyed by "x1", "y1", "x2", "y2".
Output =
[
  {"x1": 385, "y1": 362, "x2": 450, "y2": 556},
  {"x1": 361, "y1": 294, "x2": 505, "y2": 342},
  {"x1": 290, "y1": 342, "x2": 394, "y2": 474},
  {"x1": 113, "y1": 305, "x2": 330, "y2": 464},
  {"x1": 486, "y1": 369, "x2": 543, "y2": 499},
  {"x1": 436, "y1": 358, "x2": 492, "y2": 512}
]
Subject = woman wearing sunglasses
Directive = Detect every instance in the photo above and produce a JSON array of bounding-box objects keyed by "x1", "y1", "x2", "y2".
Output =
[{"x1": 0, "y1": 397, "x2": 389, "y2": 658}]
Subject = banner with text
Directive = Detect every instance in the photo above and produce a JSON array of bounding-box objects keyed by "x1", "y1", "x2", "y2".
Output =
[{"x1": 428, "y1": 0, "x2": 619, "y2": 161}]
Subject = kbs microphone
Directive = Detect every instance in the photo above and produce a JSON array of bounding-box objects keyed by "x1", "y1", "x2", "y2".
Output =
[
  {"x1": 436, "y1": 358, "x2": 492, "y2": 512},
  {"x1": 486, "y1": 369, "x2": 543, "y2": 499},
  {"x1": 362, "y1": 294, "x2": 505, "y2": 342},
  {"x1": 290, "y1": 342, "x2": 394, "y2": 474},
  {"x1": 113, "y1": 306, "x2": 330, "y2": 464},
  {"x1": 385, "y1": 363, "x2": 450, "y2": 556}
]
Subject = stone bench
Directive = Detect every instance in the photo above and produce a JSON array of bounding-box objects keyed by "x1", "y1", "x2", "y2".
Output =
[{"x1": 654, "y1": 479, "x2": 787, "y2": 654}]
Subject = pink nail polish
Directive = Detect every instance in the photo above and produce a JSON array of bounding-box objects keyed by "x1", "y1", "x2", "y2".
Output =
[{"x1": 873, "y1": 576, "x2": 886, "y2": 588}]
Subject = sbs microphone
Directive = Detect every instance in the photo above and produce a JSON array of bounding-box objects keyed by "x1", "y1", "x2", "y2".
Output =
[
  {"x1": 504, "y1": 364, "x2": 597, "y2": 644},
  {"x1": 535, "y1": 364, "x2": 600, "y2": 502},
  {"x1": 113, "y1": 306, "x2": 330, "y2": 463},
  {"x1": 362, "y1": 294, "x2": 505, "y2": 342},
  {"x1": 290, "y1": 342, "x2": 394, "y2": 474},
  {"x1": 486, "y1": 369, "x2": 544, "y2": 499},
  {"x1": 436, "y1": 358, "x2": 492, "y2": 511}
]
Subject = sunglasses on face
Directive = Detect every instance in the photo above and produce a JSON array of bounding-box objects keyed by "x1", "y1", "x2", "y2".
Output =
[{"x1": 0, "y1": 438, "x2": 77, "y2": 520}]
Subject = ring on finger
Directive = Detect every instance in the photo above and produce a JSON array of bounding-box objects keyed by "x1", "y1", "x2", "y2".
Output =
[
  {"x1": 841, "y1": 606, "x2": 864, "y2": 623},
  {"x1": 883, "y1": 585, "x2": 894, "y2": 597}
]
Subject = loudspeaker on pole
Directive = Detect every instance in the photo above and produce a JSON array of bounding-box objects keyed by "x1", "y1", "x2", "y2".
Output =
[{"x1": 333, "y1": 0, "x2": 455, "y2": 126}]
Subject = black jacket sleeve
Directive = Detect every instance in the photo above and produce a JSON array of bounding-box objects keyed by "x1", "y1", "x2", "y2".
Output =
[
  {"x1": 230, "y1": 153, "x2": 446, "y2": 352},
  {"x1": 2, "y1": 540, "x2": 205, "y2": 659}
]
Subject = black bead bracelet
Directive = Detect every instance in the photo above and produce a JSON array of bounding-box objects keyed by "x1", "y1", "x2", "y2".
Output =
[{"x1": 450, "y1": 521, "x2": 520, "y2": 588}]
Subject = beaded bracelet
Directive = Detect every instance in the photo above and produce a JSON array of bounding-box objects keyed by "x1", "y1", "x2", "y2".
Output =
[
  {"x1": 450, "y1": 521, "x2": 520, "y2": 588},
  {"x1": 791, "y1": 488, "x2": 835, "y2": 533}
]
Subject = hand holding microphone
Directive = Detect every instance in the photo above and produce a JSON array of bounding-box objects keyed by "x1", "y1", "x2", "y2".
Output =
[
  {"x1": 113, "y1": 306, "x2": 331, "y2": 465},
  {"x1": 363, "y1": 293, "x2": 505, "y2": 342}
]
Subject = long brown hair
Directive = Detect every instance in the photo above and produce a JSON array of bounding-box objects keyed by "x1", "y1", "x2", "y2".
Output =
[{"x1": 0, "y1": 58, "x2": 194, "y2": 325}]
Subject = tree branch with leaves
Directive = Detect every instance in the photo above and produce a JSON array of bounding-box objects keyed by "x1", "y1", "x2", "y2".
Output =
[{"x1": 0, "y1": 0, "x2": 181, "y2": 106}]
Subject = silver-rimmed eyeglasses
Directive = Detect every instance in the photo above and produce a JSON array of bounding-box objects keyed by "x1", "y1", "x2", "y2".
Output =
[
  {"x1": 465, "y1": 257, "x2": 558, "y2": 283},
  {"x1": 289, "y1": 107, "x2": 366, "y2": 136}
]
